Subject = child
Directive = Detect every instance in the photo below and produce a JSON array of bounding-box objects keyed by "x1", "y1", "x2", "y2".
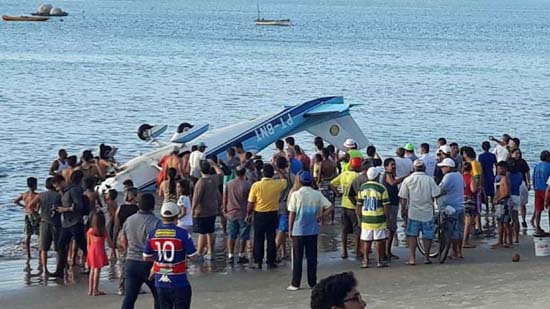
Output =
[
  {"x1": 87, "y1": 211, "x2": 111, "y2": 296},
  {"x1": 177, "y1": 179, "x2": 193, "y2": 232},
  {"x1": 104, "y1": 189, "x2": 118, "y2": 261},
  {"x1": 492, "y1": 162, "x2": 512, "y2": 249},
  {"x1": 14, "y1": 177, "x2": 40, "y2": 266}
]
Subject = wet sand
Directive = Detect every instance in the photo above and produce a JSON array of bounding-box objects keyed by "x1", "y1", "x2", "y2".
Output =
[{"x1": 1, "y1": 223, "x2": 550, "y2": 309}]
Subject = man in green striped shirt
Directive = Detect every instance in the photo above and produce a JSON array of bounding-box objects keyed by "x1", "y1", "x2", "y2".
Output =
[{"x1": 356, "y1": 167, "x2": 390, "y2": 268}]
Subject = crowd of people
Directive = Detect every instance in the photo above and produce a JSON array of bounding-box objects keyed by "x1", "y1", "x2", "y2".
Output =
[{"x1": 13, "y1": 133, "x2": 550, "y2": 308}]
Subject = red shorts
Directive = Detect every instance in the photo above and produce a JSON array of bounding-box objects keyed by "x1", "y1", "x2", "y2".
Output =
[{"x1": 534, "y1": 190, "x2": 548, "y2": 212}]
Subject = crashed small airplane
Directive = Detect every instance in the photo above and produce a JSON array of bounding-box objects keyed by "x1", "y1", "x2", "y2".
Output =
[{"x1": 97, "y1": 96, "x2": 369, "y2": 193}]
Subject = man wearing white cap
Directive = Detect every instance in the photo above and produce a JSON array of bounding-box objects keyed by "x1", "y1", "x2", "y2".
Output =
[
  {"x1": 437, "y1": 158, "x2": 466, "y2": 260},
  {"x1": 399, "y1": 159, "x2": 440, "y2": 265},
  {"x1": 356, "y1": 167, "x2": 390, "y2": 268},
  {"x1": 144, "y1": 202, "x2": 198, "y2": 309},
  {"x1": 434, "y1": 145, "x2": 452, "y2": 184}
]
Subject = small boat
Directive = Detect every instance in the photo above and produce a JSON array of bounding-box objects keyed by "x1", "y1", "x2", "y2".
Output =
[
  {"x1": 255, "y1": 18, "x2": 290, "y2": 26},
  {"x1": 2, "y1": 15, "x2": 49, "y2": 22},
  {"x1": 255, "y1": 1, "x2": 289, "y2": 26},
  {"x1": 31, "y1": 12, "x2": 68, "y2": 17}
]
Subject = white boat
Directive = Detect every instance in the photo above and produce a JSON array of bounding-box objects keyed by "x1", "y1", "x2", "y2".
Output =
[
  {"x1": 97, "y1": 96, "x2": 369, "y2": 193},
  {"x1": 255, "y1": 1, "x2": 289, "y2": 26}
]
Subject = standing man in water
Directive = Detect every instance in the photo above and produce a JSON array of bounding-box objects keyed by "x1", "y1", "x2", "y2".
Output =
[
  {"x1": 399, "y1": 160, "x2": 440, "y2": 265},
  {"x1": 478, "y1": 141, "x2": 497, "y2": 214},
  {"x1": 247, "y1": 164, "x2": 287, "y2": 269},
  {"x1": 532, "y1": 151, "x2": 550, "y2": 235},
  {"x1": 50, "y1": 149, "x2": 70, "y2": 176}
]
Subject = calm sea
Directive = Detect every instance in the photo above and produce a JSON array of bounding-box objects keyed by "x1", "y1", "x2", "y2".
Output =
[{"x1": 1, "y1": 0, "x2": 549, "y2": 257}]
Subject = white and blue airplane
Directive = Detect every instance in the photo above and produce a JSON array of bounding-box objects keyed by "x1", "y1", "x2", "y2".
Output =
[{"x1": 98, "y1": 96, "x2": 369, "y2": 193}]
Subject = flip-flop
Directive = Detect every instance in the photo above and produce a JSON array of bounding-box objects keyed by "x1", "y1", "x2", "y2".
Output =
[
  {"x1": 424, "y1": 260, "x2": 433, "y2": 265},
  {"x1": 360, "y1": 262, "x2": 369, "y2": 268},
  {"x1": 405, "y1": 261, "x2": 416, "y2": 266}
]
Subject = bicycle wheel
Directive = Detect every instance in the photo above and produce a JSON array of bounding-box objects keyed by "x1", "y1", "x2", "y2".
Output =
[
  {"x1": 438, "y1": 220, "x2": 454, "y2": 264},
  {"x1": 417, "y1": 225, "x2": 440, "y2": 258}
]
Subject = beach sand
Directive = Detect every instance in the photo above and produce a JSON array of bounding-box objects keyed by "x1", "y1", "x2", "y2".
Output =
[{"x1": 1, "y1": 230, "x2": 549, "y2": 309}]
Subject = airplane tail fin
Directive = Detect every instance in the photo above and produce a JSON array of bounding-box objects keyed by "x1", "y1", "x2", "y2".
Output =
[{"x1": 305, "y1": 113, "x2": 370, "y2": 150}]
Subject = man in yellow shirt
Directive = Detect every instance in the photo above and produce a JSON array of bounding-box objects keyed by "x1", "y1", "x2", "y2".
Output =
[
  {"x1": 247, "y1": 164, "x2": 287, "y2": 269},
  {"x1": 330, "y1": 157, "x2": 362, "y2": 259}
]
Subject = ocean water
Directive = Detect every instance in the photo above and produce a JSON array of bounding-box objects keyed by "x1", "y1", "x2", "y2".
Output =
[{"x1": 1, "y1": 0, "x2": 550, "y2": 256}]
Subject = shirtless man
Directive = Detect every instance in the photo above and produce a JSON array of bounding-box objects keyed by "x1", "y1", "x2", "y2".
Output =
[
  {"x1": 49, "y1": 149, "x2": 69, "y2": 176},
  {"x1": 62, "y1": 155, "x2": 78, "y2": 183},
  {"x1": 318, "y1": 148, "x2": 338, "y2": 223},
  {"x1": 83, "y1": 177, "x2": 101, "y2": 212},
  {"x1": 14, "y1": 177, "x2": 41, "y2": 267},
  {"x1": 235, "y1": 142, "x2": 247, "y2": 164},
  {"x1": 492, "y1": 162, "x2": 512, "y2": 248},
  {"x1": 76, "y1": 150, "x2": 103, "y2": 181}
]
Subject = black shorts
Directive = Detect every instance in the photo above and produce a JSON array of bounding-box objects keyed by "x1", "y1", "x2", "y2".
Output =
[
  {"x1": 341, "y1": 208, "x2": 359, "y2": 235},
  {"x1": 194, "y1": 216, "x2": 216, "y2": 234}
]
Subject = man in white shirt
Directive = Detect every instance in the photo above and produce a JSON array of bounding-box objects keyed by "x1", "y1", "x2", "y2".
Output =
[
  {"x1": 490, "y1": 134, "x2": 510, "y2": 163},
  {"x1": 399, "y1": 159, "x2": 440, "y2": 265},
  {"x1": 418, "y1": 143, "x2": 436, "y2": 177},
  {"x1": 395, "y1": 147, "x2": 413, "y2": 178},
  {"x1": 189, "y1": 142, "x2": 207, "y2": 182}
]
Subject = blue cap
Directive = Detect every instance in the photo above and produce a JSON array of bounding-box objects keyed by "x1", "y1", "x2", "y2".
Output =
[{"x1": 299, "y1": 171, "x2": 313, "y2": 183}]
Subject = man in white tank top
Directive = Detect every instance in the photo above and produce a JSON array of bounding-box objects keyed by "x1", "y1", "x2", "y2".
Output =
[{"x1": 49, "y1": 149, "x2": 70, "y2": 176}]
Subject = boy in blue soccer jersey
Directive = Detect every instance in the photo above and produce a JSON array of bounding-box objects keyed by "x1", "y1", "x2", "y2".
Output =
[{"x1": 144, "y1": 202, "x2": 199, "y2": 309}]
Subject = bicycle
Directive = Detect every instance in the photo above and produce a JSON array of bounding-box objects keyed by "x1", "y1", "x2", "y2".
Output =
[{"x1": 417, "y1": 207, "x2": 457, "y2": 264}]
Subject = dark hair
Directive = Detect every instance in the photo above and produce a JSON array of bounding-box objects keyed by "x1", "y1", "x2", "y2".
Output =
[
  {"x1": 502, "y1": 134, "x2": 511, "y2": 142},
  {"x1": 512, "y1": 137, "x2": 520, "y2": 148},
  {"x1": 383, "y1": 157, "x2": 395, "y2": 167},
  {"x1": 58, "y1": 149, "x2": 67, "y2": 156},
  {"x1": 236, "y1": 167, "x2": 246, "y2": 177},
  {"x1": 70, "y1": 170, "x2": 83, "y2": 185},
  {"x1": 438, "y1": 137, "x2": 447, "y2": 145},
  {"x1": 463, "y1": 161, "x2": 472, "y2": 172},
  {"x1": 67, "y1": 155, "x2": 78, "y2": 167},
  {"x1": 420, "y1": 143, "x2": 429, "y2": 153},
  {"x1": 315, "y1": 153, "x2": 323, "y2": 162},
  {"x1": 497, "y1": 161, "x2": 508, "y2": 169},
  {"x1": 366, "y1": 145, "x2": 376, "y2": 157},
  {"x1": 52, "y1": 175, "x2": 65, "y2": 185},
  {"x1": 227, "y1": 148, "x2": 236, "y2": 157},
  {"x1": 463, "y1": 147, "x2": 476, "y2": 160},
  {"x1": 275, "y1": 140, "x2": 284, "y2": 151},
  {"x1": 122, "y1": 179, "x2": 134, "y2": 187},
  {"x1": 191, "y1": 145, "x2": 198, "y2": 152},
  {"x1": 326, "y1": 145, "x2": 335, "y2": 156},
  {"x1": 99, "y1": 144, "x2": 112, "y2": 160},
  {"x1": 314, "y1": 137, "x2": 324, "y2": 150},
  {"x1": 200, "y1": 161, "x2": 211, "y2": 174},
  {"x1": 82, "y1": 150, "x2": 94, "y2": 163},
  {"x1": 285, "y1": 136, "x2": 295, "y2": 146},
  {"x1": 84, "y1": 176, "x2": 96, "y2": 190},
  {"x1": 177, "y1": 179, "x2": 191, "y2": 196},
  {"x1": 107, "y1": 189, "x2": 118, "y2": 200},
  {"x1": 311, "y1": 272, "x2": 358, "y2": 309},
  {"x1": 126, "y1": 188, "x2": 139, "y2": 201},
  {"x1": 27, "y1": 177, "x2": 38, "y2": 189},
  {"x1": 167, "y1": 168, "x2": 177, "y2": 197},
  {"x1": 45, "y1": 177, "x2": 55, "y2": 190},
  {"x1": 294, "y1": 145, "x2": 303, "y2": 155},
  {"x1": 276, "y1": 156, "x2": 289, "y2": 170},
  {"x1": 254, "y1": 160, "x2": 264, "y2": 172},
  {"x1": 245, "y1": 152, "x2": 253, "y2": 160},
  {"x1": 449, "y1": 142, "x2": 458, "y2": 148},
  {"x1": 91, "y1": 211, "x2": 106, "y2": 236},
  {"x1": 396, "y1": 147, "x2": 405, "y2": 157},
  {"x1": 139, "y1": 193, "x2": 155, "y2": 211},
  {"x1": 541, "y1": 150, "x2": 550, "y2": 162},
  {"x1": 234, "y1": 142, "x2": 243, "y2": 150},
  {"x1": 263, "y1": 164, "x2": 275, "y2": 178},
  {"x1": 482, "y1": 141, "x2": 491, "y2": 151}
]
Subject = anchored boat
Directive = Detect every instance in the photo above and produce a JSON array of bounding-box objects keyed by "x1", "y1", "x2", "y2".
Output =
[
  {"x1": 2, "y1": 15, "x2": 49, "y2": 22},
  {"x1": 255, "y1": 1, "x2": 289, "y2": 26}
]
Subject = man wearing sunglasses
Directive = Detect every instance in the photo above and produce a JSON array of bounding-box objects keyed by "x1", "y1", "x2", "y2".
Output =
[{"x1": 310, "y1": 271, "x2": 366, "y2": 309}]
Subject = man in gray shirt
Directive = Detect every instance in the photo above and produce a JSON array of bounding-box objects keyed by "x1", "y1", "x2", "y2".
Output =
[{"x1": 121, "y1": 193, "x2": 161, "y2": 309}]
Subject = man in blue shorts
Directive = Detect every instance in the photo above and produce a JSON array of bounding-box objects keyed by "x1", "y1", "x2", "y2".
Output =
[
  {"x1": 144, "y1": 202, "x2": 198, "y2": 309},
  {"x1": 399, "y1": 160, "x2": 440, "y2": 265}
]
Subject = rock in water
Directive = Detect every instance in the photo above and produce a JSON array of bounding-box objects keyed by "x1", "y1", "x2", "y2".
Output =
[
  {"x1": 512, "y1": 253, "x2": 520, "y2": 262},
  {"x1": 38, "y1": 4, "x2": 53, "y2": 14}
]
